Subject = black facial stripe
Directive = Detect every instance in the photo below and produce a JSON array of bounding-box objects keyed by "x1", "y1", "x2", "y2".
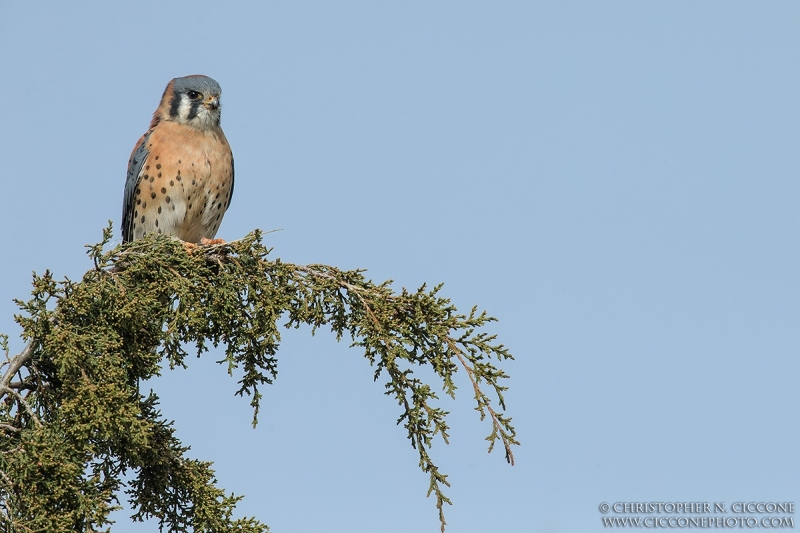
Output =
[
  {"x1": 169, "y1": 91, "x2": 182, "y2": 118},
  {"x1": 187, "y1": 99, "x2": 201, "y2": 120}
]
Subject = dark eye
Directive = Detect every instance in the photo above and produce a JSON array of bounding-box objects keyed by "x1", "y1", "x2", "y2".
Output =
[{"x1": 187, "y1": 90, "x2": 201, "y2": 100}]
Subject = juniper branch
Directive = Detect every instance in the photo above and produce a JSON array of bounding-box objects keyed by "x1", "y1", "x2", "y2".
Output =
[
  {"x1": 0, "y1": 342, "x2": 35, "y2": 396},
  {"x1": 0, "y1": 225, "x2": 517, "y2": 532}
]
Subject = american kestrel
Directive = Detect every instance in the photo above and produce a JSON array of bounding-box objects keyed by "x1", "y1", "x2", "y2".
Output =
[{"x1": 122, "y1": 75, "x2": 234, "y2": 243}]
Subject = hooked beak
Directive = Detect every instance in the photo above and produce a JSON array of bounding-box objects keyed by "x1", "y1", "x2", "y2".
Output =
[{"x1": 205, "y1": 96, "x2": 220, "y2": 110}]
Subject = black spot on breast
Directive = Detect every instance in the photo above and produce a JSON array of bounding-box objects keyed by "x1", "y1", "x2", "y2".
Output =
[
  {"x1": 141, "y1": 215, "x2": 145, "y2": 223},
  {"x1": 151, "y1": 192, "x2": 156, "y2": 199},
  {"x1": 136, "y1": 199, "x2": 141, "y2": 205},
  {"x1": 155, "y1": 155, "x2": 160, "y2": 160},
  {"x1": 158, "y1": 206, "x2": 162, "y2": 214},
  {"x1": 149, "y1": 176, "x2": 155, "y2": 183},
  {"x1": 155, "y1": 219, "x2": 159, "y2": 227},
  {"x1": 156, "y1": 164, "x2": 161, "y2": 170},
  {"x1": 134, "y1": 210, "x2": 138, "y2": 217},
  {"x1": 166, "y1": 196, "x2": 171, "y2": 204},
  {"x1": 158, "y1": 172, "x2": 162, "y2": 178},
  {"x1": 170, "y1": 180, "x2": 174, "y2": 186},
  {"x1": 178, "y1": 160, "x2": 182, "y2": 164},
  {"x1": 142, "y1": 202, "x2": 147, "y2": 208},
  {"x1": 143, "y1": 174, "x2": 149, "y2": 180},
  {"x1": 188, "y1": 203, "x2": 192, "y2": 210},
  {"x1": 158, "y1": 228, "x2": 162, "y2": 234},
  {"x1": 145, "y1": 165, "x2": 150, "y2": 170},
  {"x1": 135, "y1": 187, "x2": 141, "y2": 195},
  {"x1": 217, "y1": 203, "x2": 222, "y2": 209},
  {"x1": 161, "y1": 187, "x2": 167, "y2": 194}
]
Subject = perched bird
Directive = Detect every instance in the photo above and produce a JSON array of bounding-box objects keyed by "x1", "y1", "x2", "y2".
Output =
[{"x1": 122, "y1": 75, "x2": 234, "y2": 243}]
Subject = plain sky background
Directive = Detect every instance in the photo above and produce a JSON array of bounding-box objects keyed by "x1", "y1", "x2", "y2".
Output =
[{"x1": 1, "y1": 2, "x2": 799, "y2": 532}]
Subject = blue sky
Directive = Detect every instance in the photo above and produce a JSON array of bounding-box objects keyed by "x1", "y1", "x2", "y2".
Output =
[{"x1": 1, "y1": 2, "x2": 799, "y2": 532}]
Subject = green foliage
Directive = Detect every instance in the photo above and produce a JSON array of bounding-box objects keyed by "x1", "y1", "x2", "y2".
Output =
[{"x1": 0, "y1": 225, "x2": 517, "y2": 532}]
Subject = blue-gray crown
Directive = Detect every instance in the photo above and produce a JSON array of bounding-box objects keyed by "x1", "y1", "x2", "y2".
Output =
[{"x1": 172, "y1": 75, "x2": 222, "y2": 96}]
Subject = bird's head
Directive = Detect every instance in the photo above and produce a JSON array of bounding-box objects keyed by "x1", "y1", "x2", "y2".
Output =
[{"x1": 158, "y1": 75, "x2": 224, "y2": 130}]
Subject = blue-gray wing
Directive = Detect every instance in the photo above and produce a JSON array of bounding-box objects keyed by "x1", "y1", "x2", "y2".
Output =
[
  {"x1": 122, "y1": 133, "x2": 151, "y2": 243},
  {"x1": 227, "y1": 154, "x2": 235, "y2": 208}
]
